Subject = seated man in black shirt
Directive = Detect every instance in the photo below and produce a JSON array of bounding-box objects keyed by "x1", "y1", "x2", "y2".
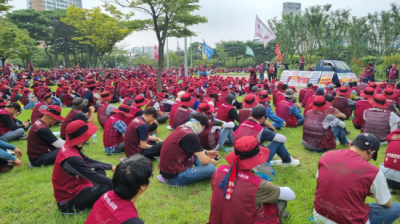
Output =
[
  {"x1": 52, "y1": 120, "x2": 115, "y2": 214},
  {"x1": 158, "y1": 113, "x2": 220, "y2": 186},
  {"x1": 85, "y1": 154, "x2": 152, "y2": 224},
  {"x1": 0, "y1": 103, "x2": 29, "y2": 142},
  {"x1": 27, "y1": 105, "x2": 66, "y2": 167}
]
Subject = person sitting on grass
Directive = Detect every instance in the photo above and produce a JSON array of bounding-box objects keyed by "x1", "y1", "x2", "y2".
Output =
[
  {"x1": 302, "y1": 96, "x2": 348, "y2": 152},
  {"x1": 27, "y1": 105, "x2": 65, "y2": 167},
  {"x1": 380, "y1": 129, "x2": 400, "y2": 193},
  {"x1": 52, "y1": 120, "x2": 115, "y2": 214},
  {"x1": 103, "y1": 105, "x2": 134, "y2": 155},
  {"x1": 0, "y1": 103, "x2": 29, "y2": 142},
  {"x1": 197, "y1": 102, "x2": 224, "y2": 151},
  {"x1": 216, "y1": 93, "x2": 238, "y2": 151},
  {"x1": 60, "y1": 97, "x2": 95, "y2": 140},
  {"x1": 146, "y1": 92, "x2": 169, "y2": 124},
  {"x1": 172, "y1": 93, "x2": 196, "y2": 129},
  {"x1": 234, "y1": 105, "x2": 300, "y2": 167},
  {"x1": 157, "y1": 113, "x2": 220, "y2": 186},
  {"x1": 353, "y1": 87, "x2": 374, "y2": 129},
  {"x1": 97, "y1": 91, "x2": 117, "y2": 128},
  {"x1": 313, "y1": 133, "x2": 400, "y2": 224},
  {"x1": 125, "y1": 107, "x2": 163, "y2": 160},
  {"x1": 257, "y1": 90, "x2": 285, "y2": 129},
  {"x1": 276, "y1": 89, "x2": 304, "y2": 127},
  {"x1": 208, "y1": 136, "x2": 295, "y2": 224},
  {"x1": 0, "y1": 140, "x2": 23, "y2": 172},
  {"x1": 31, "y1": 92, "x2": 52, "y2": 124},
  {"x1": 85, "y1": 154, "x2": 153, "y2": 224}
]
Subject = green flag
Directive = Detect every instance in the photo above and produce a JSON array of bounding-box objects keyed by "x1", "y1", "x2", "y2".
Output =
[{"x1": 245, "y1": 46, "x2": 254, "y2": 57}]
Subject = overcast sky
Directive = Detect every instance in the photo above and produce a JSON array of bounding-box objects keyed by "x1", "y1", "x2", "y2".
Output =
[{"x1": 10, "y1": 0, "x2": 397, "y2": 50}]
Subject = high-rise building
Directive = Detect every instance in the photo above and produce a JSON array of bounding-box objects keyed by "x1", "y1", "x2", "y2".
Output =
[
  {"x1": 131, "y1": 46, "x2": 155, "y2": 59},
  {"x1": 27, "y1": 0, "x2": 82, "y2": 10},
  {"x1": 282, "y1": 2, "x2": 301, "y2": 15}
]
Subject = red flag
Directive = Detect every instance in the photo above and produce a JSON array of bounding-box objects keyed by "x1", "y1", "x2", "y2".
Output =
[
  {"x1": 154, "y1": 45, "x2": 159, "y2": 61},
  {"x1": 275, "y1": 43, "x2": 282, "y2": 63}
]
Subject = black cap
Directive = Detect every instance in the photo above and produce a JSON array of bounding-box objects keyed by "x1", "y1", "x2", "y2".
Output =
[
  {"x1": 281, "y1": 84, "x2": 289, "y2": 90},
  {"x1": 251, "y1": 105, "x2": 267, "y2": 119},
  {"x1": 351, "y1": 133, "x2": 381, "y2": 161},
  {"x1": 6, "y1": 102, "x2": 21, "y2": 113}
]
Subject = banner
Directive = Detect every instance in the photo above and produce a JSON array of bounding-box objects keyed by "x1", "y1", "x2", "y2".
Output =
[
  {"x1": 202, "y1": 40, "x2": 214, "y2": 61},
  {"x1": 348, "y1": 73, "x2": 358, "y2": 81},
  {"x1": 287, "y1": 71, "x2": 299, "y2": 86},
  {"x1": 279, "y1": 71, "x2": 292, "y2": 84},
  {"x1": 154, "y1": 45, "x2": 159, "y2": 61},
  {"x1": 254, "y1": 15, "x2": 276, "y2": 48},
  {"x1": 309, "y1": 71, "x2": 322, "y2": 85},
  {"x1": 245, "y1": 46, "x2": 255, "y2": 57},
  {"x1": 298, "y1": 71, "x2": 311, "y2": 86},
  {"x1": 275, "y1": 43, "x2": 282, "y2": 63},
  {"x1": 319, "y1": 72, "x2": 334, "y2": 86},
  {"x1": 177, "y1": 40, "x2": 181, "y2": 56}
]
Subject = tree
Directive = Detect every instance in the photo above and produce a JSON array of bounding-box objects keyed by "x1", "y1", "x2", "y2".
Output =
[
  {"x1": 347, "y1": 17, "x2": 369, "y2": 59},
  {"x1": 111, "y1": 0, "x2": 207, "y2": 91},
  {"x1": 0, "y1": 19, "x2": 35, "y2": 66},
  {"x1": 0, "y1": 0, "x2": 12, "y2": 15},
  {"x1": 61, "y1": 5, "x2": 133, "y2": 72}
]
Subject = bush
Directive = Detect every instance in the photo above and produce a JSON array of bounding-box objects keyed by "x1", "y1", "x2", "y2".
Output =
[{"x1": 383, "y1": 55, "x2": 400, "y2": 67}]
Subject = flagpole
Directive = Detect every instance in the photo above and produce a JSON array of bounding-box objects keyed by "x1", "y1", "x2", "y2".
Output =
[
  {"x1": 167, "y1": 37, "x2": 169, "y2": 69},
  {"x1": 184, "y1": 37, "x2": 188, "y2": 77}
]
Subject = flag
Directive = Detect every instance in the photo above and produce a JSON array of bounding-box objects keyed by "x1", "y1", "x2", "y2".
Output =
[
  {"x1": 202, "y1": 40, "x2": 214, "y2": 61},
  {"x1": 275, "y1": 43, "x2": 282, "y2": 63},
  {"x1": 245, "y1": 46, "x2": 255, "y2": 57},
  {"x1": 154, "y1": 45, "x2": 159, "y2": 61},
  {"x1": 254, "y1": 15, "x2": 276, "y2": 48},
  {"x1": 177, "y1": 40, "x2": 181, "y2": 56}
]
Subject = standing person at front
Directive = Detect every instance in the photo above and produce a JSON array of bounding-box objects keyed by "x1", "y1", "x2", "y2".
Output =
[
  {"x1": 387, "y1": 63, "x2": 399, "y2": 84},
  {"x1": 313, "y1": 133, "x2": 400, "y2": 224},
  {"x1": 208, "y1": 136, "x2": 296, "y2": 224},
  {"x1": 52, "y1": 120, "x2": 115, "y2": 214},
  {"x1": 85, "y1": 154, "x2": 153, "y2": 224},
  {"x1": 157, "y1": 113, "x2": 220, "y2": 186},
  {"x1": 248, "y1": 68, "x2": 257, "y2": 91}
]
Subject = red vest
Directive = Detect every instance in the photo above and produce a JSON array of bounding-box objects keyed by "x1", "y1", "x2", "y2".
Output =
[
  {"x1": 97, "y1": 102, "x2": 111, "y2": 128},
  {"x1": 145, "y1": 99, "x2": 156, "y2": 109},
  {"x1": 0, "y1": 109, "x2": 13, "y2": 135},
  {"x1": 356, "y1": 83, "x2": 368, "y2": 96},
  {"x1": 238, "y1": 108, "x2": 253, "y2": 124},
  {"x1": 208, "y1": 165, "x2": 280, "y2": 224},
  {"x1": 304, "y1": 95, "x2": 316, "y2": 115},
  {"x1": 303, "y1": 111, "x2": 336, "y2": 150},
  {"x1": 27, "y1": 119, "x2": 57, "y2": 158},
  {"x1": 299, "y1": 88, "x2": 307, "y2": 103},
  {"x1": 122, "y1": 97, "x2": 132, "y2": 105},
  {"x1": 314, "y1": 150, "x2": 379, "y2": 224},
  {"x1": 85, "y1": 190, "x2": 139, "y2": 224},
  {"x1": 332, "y1": 96, "x2": 351, "y2": 118},
  {"x1": 20, "y1": 93, "x2": 30, "y2": 106},
  {"x1": 353, "y1": 100, "x2": 372, "y2": 127},
  {"x1": 198, "y1": 120, "x2": 219, "y2": 150},
  {"x1": 125, "y1": 117, "x2": 147, "y2": 158},
  {"x1": 387, "y1": 99, "x2": 396, "y2": 113},
  {"x1": 81, "y1": 88, "x2": 96, "y2": 107},
  {"x1": 216, "y1": 103, "x2": 234, "y2": 122},
  {"x1": 55, "y1": 87, "x2": 62, "y2": 98},
  {"x1": 169, "y1": 102, "x2": 180, "y2": 127},
  {"x1": 362, "y1": 108, "x2": 391, "y2": 142},
  {"x1": 302, "y1": 90, "x2": 315, "y2": 107},
  {"x1": 31, "y1": 102, "x2": 46, "y2": 124},
  {"x1": 233, "y1": 119, "x2": 264, "y2": 142},
  {"x1": 159, "y1": 126, "x2": 194, "y2": 176},
  {"x1": 60, "y1": 110, "x2": 80, "y2": 139},
  {"x1": 217, "y1": 94, "x2": 227, "y2": 108},
  {"x1": 388, "y1": 68, "x2": 398, "y2": 79},
  {"x1": 276, "y1": 99, "x2": 297, "y2": 127},
  {"x1": 64, "y1": 93, "x2": 74, "y2": 107},
  {"x1": 52, "y1": 146, "x2": 94, "y2": 203},
  {"x1": 173, "y1": 107, "x2": 192, "y2": 129},
  {"x1": 103, "y1": 115, "x2": 124, "y2": 148},
  {"x1": 384, "y1": 130, "x2": 400, "y2": 171},
  {"x1": 145, "y1": 90, "x2": 152, "y2": 99},
  {"x1": 394, "y1": 88, "x2": 400, "y2": 103},
  {"x1": 10, "y1": 92, "x2": 18, "y2": 103}
]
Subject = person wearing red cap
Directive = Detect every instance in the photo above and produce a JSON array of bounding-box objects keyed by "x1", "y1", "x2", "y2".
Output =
[
  {"x1": 172, "y1": 93, "x2": 196, "y2": 129},
  {"x1": 31, "y1": 92, "x2": 52, "y2": 124},
  {"x1": 248, "y1": 68, "x2": 257, "y2": 91},
  {"x1": 85, "y1": 154, "x2": 152, "y2": 224},
  {"x1": 207, "y1": 92, "x2": 219, "y2": 108},
  {"x1": 0, "y1": 103, "x2": 29, "y2": 142},
  {"x1": 257, "y1": 91, "x2": 285, "y2": 129},
  {"x1": 3, "y1": 63, "x2": 11, "y2": 76},
  {"x1": 276, "y1": 89, "x2": 305, "y2": 127},
  {"x1": 314, "y1": 133, "x2": 400, "y2": 224},
  {"x1": 216, "y1": 93, "x2": 239, "y2": 150},
  {"x1": 125, "y1": 107, "x2": 163, "y2": 159},
  {"x1": 52, "y1": 120, "x2": 115, "y2": 214},
  {"x1": 21, "y1": 89, "x2": 37, "y2": 110},
  {"x1": 332, "y1": 86, "x2": 355, "y2": 119},
  {"x1": 81, "y1": 79, "x2": 98, "y2": 112},
  {"x1": 61, "y1": 86, "x2": 75, "y2": 107},
  {"x1": 382, "y1": 88, "x2": 399, "y2": 114},
  {"x1": 103, "y1": 105, "x2": 135, "y2": 154},
  {"x1": 208, "y1": 136, "x2": 295, "y2": 224},
  {"x1": 353, "y1": 87, "x2": 374, "y2": 129},
  {"x1": 146, "y1": 92, "x2": 169, "y2": 124},
  {"x1": 302, "y1": 96, "x2": 348, "y2": 152},
  {"x1": 299, "y1": 83, "x2": 312, "y2": 104},
  {"x1": 168, "y1": 91, "x2": 185, "y2": 130},
  {"x1": 61, "y1": 97, "x2": 95, "y2": 140},
  {"x1": 197, "y1": 102, "x2": 224, "y2": 150},
  {"x1": 302, "y1": 85, "x2": 317, "y2": 107},
  {"x1": 10, "y1": 87, "x2": 20, "y2": 103},
  {"x1": 388, "y1": 63, "x2": 399, "y2": 84},
  {"x1": 239, "y1": 94, "x2": 258, "y2": 124},
  {"x1": 158, "y1": 113, "x2": 220, "y2": 186},
  {"x1": 97, "y1": 91, "x2": 117, "y2": 128},
  {"x1": 217, "y1": 86, "x2": 230, "y2": 108},
  {"x1": 28, "y1": 105, "x2": 66, "y2": 167},
  {"x1": 362, "y1": 95, "x2": 400, "y2": 143},
  {"x1": 272, "y1": 81, "x2": 284, "y2": 106},
  {"x1": 381, "y1": 129, "x2": 400, "y2": 194}
]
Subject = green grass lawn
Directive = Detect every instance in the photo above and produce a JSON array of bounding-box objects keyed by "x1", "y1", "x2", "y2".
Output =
[{"x1": 1, "y1": 95, "x2": 399, "y2": 224}]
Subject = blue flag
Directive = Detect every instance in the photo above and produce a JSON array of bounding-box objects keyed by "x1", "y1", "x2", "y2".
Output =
[{"x1": 202, "y1": 40, "x2": 214, "y2": 61}]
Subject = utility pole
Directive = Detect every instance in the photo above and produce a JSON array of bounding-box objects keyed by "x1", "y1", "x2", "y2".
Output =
[
  {"x1": 190, "y1": 36, "x2": 192, "y2": 68},
  {"x1": 184, "y1": 37, "x2": 188, "y2": 76},
  {"x1": 166, "y1": 37, "x2": 169, "y2": 69}
]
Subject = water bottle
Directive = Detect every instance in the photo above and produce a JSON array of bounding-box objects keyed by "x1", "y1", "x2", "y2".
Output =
[
  {"x1": 223, "y1": 147, "x2": 233, "y2": 152},
  {"x1": 269, "y1": 160, "x2": 282, "y2": 166},
  {"x1": 92, "y1": 134, "x2": 97, "y2": 144},
  {"x1": 152, "y1": 133, "x2": 156, "y2": 138}
]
